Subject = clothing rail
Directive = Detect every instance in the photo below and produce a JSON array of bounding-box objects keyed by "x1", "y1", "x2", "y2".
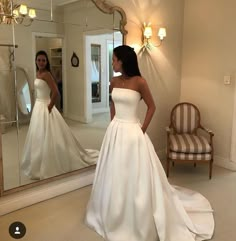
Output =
[
  {"x1": 0, "y1": 44, "x2": 18, "y2": 48},
  {"x1": 0, "y1": 44, "x2": 18, "y2": 68}
]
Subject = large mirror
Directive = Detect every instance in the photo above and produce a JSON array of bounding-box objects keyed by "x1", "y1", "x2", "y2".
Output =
[{"x1": 0, "y1": 0, "x2": 127, "y2": 195}]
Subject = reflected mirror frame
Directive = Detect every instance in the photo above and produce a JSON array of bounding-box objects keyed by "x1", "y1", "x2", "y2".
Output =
[
  {"x1": 0, "y1": 0, "x2": 127, "y2": 197},
  {"x1": 0, "y1": 131, "x2": 3, "y2": 195},
  {"x1": 16, "y1": 67, "x2": 34, "y2": 117}
]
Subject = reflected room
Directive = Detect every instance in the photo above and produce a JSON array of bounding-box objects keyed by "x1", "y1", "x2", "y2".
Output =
[{"x1": 0, "y1": 0, "x2": 126, "y2": 194}]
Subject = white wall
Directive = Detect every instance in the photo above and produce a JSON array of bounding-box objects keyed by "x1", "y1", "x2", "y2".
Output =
[{"x1": 181, "y1": 0, "x2": 236, "y2": 170}]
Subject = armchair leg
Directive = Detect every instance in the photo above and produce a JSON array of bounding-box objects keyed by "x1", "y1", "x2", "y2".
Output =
[
  {"x1": 166, "y1": 159, "x2": 170, "y2": 177},
  {"x1": 209, "y1": 160, "x2": 213, "y2": 179}
]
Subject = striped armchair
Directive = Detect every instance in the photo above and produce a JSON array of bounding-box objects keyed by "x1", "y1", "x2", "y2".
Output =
[{"x1": 166, "y1": 102, "x2": 214, "y2": 179}]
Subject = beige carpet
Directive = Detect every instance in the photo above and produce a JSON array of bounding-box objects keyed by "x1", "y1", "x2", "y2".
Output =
[{"x1": 0, "y1": 165, "x2": 235, "y2": 241}]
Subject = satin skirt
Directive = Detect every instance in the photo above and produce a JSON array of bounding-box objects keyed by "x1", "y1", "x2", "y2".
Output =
[
  {"x1": 21, "y1": 99, "x2": 99, "y2": 180},
  {"x1": 85, "y1": 117, "x2": 214, "y2": 241}
]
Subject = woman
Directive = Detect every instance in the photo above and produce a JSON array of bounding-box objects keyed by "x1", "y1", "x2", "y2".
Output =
[
  {"x1": 21, "y1": 50, "x2": 99, "y2": 180},
  {"x1": 85, "y1": 45, "x2": 214, "y2": 241}
]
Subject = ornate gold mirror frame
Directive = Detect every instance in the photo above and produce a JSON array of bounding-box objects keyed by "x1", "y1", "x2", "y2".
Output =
[{"x1": 92, "y1": 0, "x2": 128, "y2": 43}]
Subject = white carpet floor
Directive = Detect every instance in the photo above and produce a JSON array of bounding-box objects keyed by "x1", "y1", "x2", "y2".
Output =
[{"x1": 0, "y1": 164, "x2": 235, "y2": 241}]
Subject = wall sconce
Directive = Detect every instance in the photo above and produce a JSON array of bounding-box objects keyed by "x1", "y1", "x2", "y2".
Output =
[{"x1": 143, "y1": 23, "x2": 166, "y2": 49}]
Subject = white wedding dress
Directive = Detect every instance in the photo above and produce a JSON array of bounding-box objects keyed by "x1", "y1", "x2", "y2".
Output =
[
  {"x1": 85, "y1": 88, "x2": 214, "y2": 241},
  {"x1": 21, "y1": 78, "x2": 99, "y2": 180}
]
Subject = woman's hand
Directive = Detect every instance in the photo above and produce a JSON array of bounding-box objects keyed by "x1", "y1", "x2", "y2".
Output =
[
  {"x1": 141, "y1": 126, "x2": 146, "y2": 133},
  {"x1": 42, "y1": 71, "x2": 59, "y2": 113},
  {"x1": 48, "y1": 104, "x2": 53, "y2": 113}
]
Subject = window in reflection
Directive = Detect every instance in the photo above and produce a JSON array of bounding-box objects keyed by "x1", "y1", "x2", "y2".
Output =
[{"x1": 91, "y1": 44, "x2": 101, "y2": 103}]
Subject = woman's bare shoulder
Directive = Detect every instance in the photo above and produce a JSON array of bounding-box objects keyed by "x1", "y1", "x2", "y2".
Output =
[
  {"x1": 40, "y1": 71, "x2": 53, "y2": 82},
  {"x1": 112, "y1": 76, "x2": 121, "y2": 83},
  {"x1": 134, "y1": 76, "x2": 149, "y2": 95},
  {"x1": 137, "y1": 76, "x2": 146, "y2": 83},
  {"x1": 111, "y1": 76, "x2": 122, "y2": 87},
  {"x1": 133, "y1": 76, "x2": 146, "y2": 88},
  {"x1": 110, "y1": 77, "x2": 117, "y2": 92}
]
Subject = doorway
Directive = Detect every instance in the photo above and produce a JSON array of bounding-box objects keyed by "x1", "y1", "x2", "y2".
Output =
[
  {"x1": 84, "y1": 31, "x2": 122, "y2": 121},
  {"x1": 33, "y1": 33, "x2": 64, "y2": 113}
]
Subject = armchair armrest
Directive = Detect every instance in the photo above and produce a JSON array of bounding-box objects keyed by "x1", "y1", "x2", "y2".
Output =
[
  {"x1": 165, "y1": 126, "x2": 171, "y2": 133},
  {"x1": 199, "y1": 125, "x2": 214, "y2": 147},
  {"x1": 199, "y1": 125, "x2": 214, "y2": 137},
  {"x1": 166, "y1": 126, "x2": 174, "y2": 137}
]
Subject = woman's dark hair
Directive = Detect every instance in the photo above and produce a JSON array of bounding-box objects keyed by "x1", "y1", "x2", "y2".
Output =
[
  {"x1": 113, "y1": 45, "x2": 141, "y2": 77},
  {"x1": 35, "y1": 50, "x2": 51, "y2": 71}
]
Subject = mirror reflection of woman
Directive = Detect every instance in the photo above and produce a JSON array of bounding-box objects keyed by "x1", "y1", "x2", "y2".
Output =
[
  {"x1": 21, "y1": 50, "x2": 99, "y2": 180},
  {"x1": 85, "y1": 45, "x2": 214, "y2": 241}
]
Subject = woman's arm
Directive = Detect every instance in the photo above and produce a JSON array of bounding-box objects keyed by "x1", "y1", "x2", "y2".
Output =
[
  {"x1": 109, "y1": 78, "x2": 116, "y2": 120},
  {"x1": 110, "y1": 100, "x2": 115, "y2": 121},
  {"x1": 139, "y1": 78, "x2": 156, "y2": 133},
  {"x1": 43, "y1": 72, "x2": 59, "y2": 113}
]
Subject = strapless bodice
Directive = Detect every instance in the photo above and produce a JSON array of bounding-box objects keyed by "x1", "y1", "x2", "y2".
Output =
[
  {"x1": 34, "y1": 78, "x2": 50, "y2": 101},
  {"x1": 112, "y1": 88, "x2": 141, "y2": 122}
]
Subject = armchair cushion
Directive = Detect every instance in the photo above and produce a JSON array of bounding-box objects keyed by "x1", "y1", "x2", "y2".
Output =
[
  {"x1": 169, "y1": 134, "x2": 211, "y2": 154},
  {"x1": 169, "y1": 152, "x2": 211, "y2": 161}
]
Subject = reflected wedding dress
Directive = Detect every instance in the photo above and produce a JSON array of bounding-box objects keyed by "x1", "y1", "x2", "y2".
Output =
[
  {"x1": 21, "y1": 78, "x2": 99, "y2": 180},
  {"x1": 85, "y1": 88, "x2": 214, "y2": 241}
]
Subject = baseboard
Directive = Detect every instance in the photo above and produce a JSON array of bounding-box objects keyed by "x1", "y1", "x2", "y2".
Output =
[
  {"x1": 65, "y1": 113, "x2": 91, "y2": 123},
  {"x1": 0, "y1": 169, "x2": 94, "y2": 216},
  {"x1": 92, "y1": 107, "x2": 109, "y2": 114},
  {"x1": 214, "y1": 155, "x2": 236, "y2": 171}
]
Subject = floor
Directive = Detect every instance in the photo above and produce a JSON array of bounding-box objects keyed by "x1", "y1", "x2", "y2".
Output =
[{"x1": 0, "y1": 165, "x2": 235, "y2": 241}]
